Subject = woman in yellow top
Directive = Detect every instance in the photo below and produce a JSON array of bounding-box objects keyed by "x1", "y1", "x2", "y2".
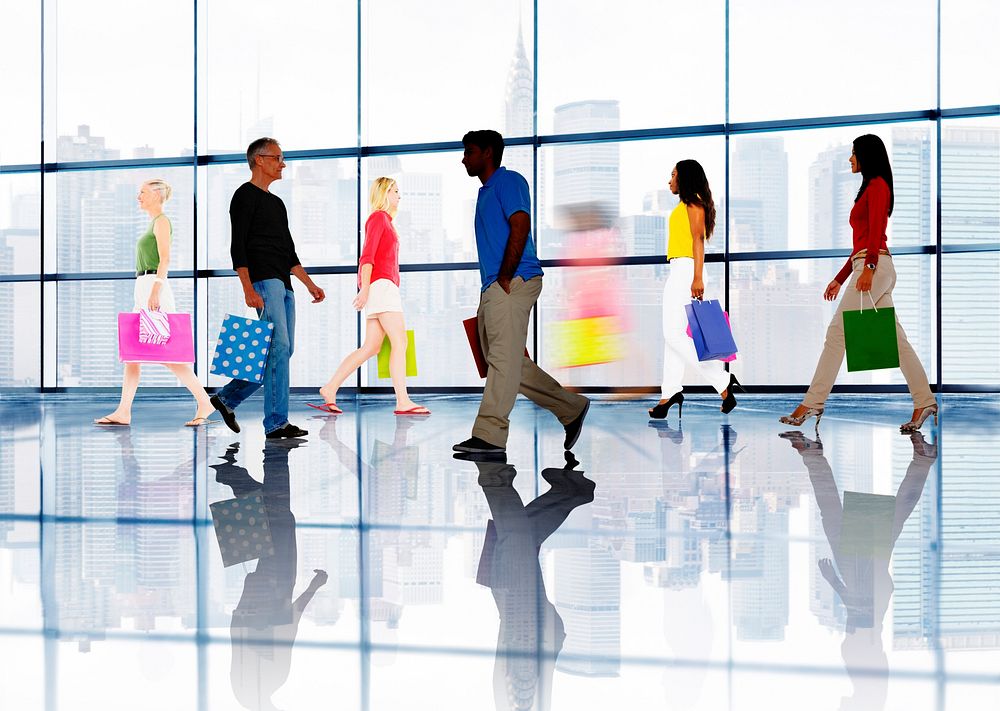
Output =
[
  {"x1": 649, "y1": 160, "x2": 740, "y2": 420},
  {"x1": 94, "y1": 179, "x2": 214, "y2": 427}
]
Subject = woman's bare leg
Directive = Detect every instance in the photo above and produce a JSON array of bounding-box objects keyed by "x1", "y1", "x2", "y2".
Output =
[{"x1": 319, "y1": 318, "x2": 386, "y2": 405}]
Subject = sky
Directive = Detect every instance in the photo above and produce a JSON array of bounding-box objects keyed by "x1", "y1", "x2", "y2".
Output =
[{"x1": 2, "y1": 0, "x2": 997, "y2": 165}]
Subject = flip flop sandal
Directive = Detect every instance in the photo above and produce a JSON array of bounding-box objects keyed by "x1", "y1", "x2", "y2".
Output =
[
  {"x1": 94, "y1": 417, "x2": 130, "y2": 426},
  {"x1": 306, "y1": 402, "x2": 343, "y2": 415},
  {"x1": 185, "y1": 417, "x2": 213, "y2": 427},
  {"x1": 393, "y1": 406, "x2": 431, "y2": 416}
]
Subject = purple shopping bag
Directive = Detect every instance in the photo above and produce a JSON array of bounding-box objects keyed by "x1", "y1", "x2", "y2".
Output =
[
  {"x1": 118, "y1": 312, "x2": 195, "y2": 364},
  {"x1": 686, "y1": 309, "x2": 737, "y2": 362},
  {"x1": 684, "y1": 299, "x2": 738, "y2": 361}
]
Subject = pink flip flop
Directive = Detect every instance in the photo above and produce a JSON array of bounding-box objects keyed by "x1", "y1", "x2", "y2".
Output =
[
  {"x1": 306, "y1": 402, "x2": 343, "y2": 415},
  {"x1": 394, "y1": 406, "x2": 431, "y2": 416}
]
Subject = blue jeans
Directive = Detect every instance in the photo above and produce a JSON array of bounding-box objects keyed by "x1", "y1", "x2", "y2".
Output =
[{"x1": 216, "y1": 279, "x2": 295, "y2": 434}]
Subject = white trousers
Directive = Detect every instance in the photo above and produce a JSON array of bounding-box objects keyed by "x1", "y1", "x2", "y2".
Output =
[{"x1": 660, "y1": 258, "x2": 730, "y2": 399}]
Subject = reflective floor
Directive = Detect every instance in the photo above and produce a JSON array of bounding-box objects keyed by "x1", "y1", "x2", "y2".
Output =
[{"x1": 1, "y1": 392, "x2": 999, "y2": 710}]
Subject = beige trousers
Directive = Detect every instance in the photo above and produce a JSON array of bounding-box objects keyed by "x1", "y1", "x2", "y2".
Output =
[
  {"x1": 803, "y1": 255, "x2": 935, "y2": 410},
  {"x1": 473, "y1": 276, "x2": 589, "y2": 447}
]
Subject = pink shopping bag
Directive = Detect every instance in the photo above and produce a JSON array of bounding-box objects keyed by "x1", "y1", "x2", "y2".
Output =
[
  {"x1": 685, "y1": 308, "x2": 736, "y2": 362},
  {"x1": 118, "y1": 312, "x2": 195, "y2": 363}
]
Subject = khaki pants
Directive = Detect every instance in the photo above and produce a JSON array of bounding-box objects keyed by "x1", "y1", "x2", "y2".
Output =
[
  {"x1": 803, "y1": 255, "x2": 935, "y2": 410},
  {"x1": 473, "y1": 277, "x2": 588, "y2": 447}
]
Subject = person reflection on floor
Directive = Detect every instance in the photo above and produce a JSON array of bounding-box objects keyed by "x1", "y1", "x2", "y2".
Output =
[
  {"x1": 473, "y1": 452, "x2": 596, "y2": 711},
  {"x1": 211, "y1": 440, "x2": 328, "y2": 711},
  {"x1": 315, "y1": 409, "x2": 422, "y2": 480},
  {"x1": 780, "y1": 430, "x2": 937, "y2": 711},
  {"x1": 651, "y1": 422, "x2": 741, "y2": 710}
]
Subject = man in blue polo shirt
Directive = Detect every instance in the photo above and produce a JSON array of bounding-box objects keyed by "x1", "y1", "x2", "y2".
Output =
[{"x1": 453, "y1": 130, "x2": 590, "y2": 456}]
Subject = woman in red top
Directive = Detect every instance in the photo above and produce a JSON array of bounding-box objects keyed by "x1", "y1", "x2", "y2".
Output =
[
  {"x1": 780, "y1": 135, "x2": 936, "y2": 432},
  {"x1": 311, "y1": 177, "x2": 429, "y2": 415}
]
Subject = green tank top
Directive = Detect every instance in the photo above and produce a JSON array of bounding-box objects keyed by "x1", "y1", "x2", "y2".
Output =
[{"x1": 135, "y1": 215, "x2": 172, "y2": 272}]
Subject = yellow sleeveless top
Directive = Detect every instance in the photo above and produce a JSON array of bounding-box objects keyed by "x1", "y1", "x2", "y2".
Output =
[{"x1": 667, "y1": 202, "x2": 695, "y2": 260}]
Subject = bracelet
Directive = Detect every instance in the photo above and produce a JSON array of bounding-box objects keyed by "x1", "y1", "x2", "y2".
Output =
[{"x1": 154, "y1": 277, "x2": 166, "y2": 284}]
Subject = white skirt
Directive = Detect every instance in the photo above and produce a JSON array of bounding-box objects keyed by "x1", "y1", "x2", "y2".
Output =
[
  {"x1": 365, "y1": 278, "x2": 403, "y2": 319},
  {"x1": 133, "y1": 274, "x2": 176, "y2": 312}
]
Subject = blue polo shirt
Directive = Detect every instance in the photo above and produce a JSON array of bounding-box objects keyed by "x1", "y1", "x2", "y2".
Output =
[{"x1": 474, "y1": 167, "x2": 543, "y2": 291}]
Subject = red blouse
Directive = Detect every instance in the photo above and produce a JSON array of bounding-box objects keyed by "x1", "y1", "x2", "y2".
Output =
[
  {"x1": 835, "y1": 176, "x2": 890, "y2": 284},
  {"x1": 359, "y1": 210, "x2": 400, "y2": 288}
]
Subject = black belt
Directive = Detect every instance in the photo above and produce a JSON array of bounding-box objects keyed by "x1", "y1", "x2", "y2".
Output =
[{"x1": 137, "y1": 270, "x2": 158, "y2": 276}]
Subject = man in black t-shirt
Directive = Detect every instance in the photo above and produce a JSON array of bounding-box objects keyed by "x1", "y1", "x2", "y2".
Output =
[{"x1": 211, "y1": 137, "x2": 326, "y2": 439}]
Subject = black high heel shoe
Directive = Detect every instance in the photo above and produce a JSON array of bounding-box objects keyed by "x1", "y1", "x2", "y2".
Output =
[
  {"x1": 720, "y1": 374, "x2": 743, "y2": 414},
  {"x1": 649, "y1": 392, "x2": 683, "y2": 420}
]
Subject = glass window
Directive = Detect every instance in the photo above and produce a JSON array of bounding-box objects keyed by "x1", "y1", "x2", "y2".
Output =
[
  {"x1": 538, "y1": 0, "x2": 724, "y2": 133},
  {"x1": 0, "y1": 2, "x2": 40, "y2": 165},
  {"x1": 537, "y1": 263, "x2": 723, "y2": 388},
  {"x1": 52, "y1": 166, "x2": 194, "y2": 274},
  {"x1": 730, "y1": 124, "x2": 936, "y2": 253},
  {"x1": 362, "y1": 147, "x2": 532, "y2": 266},
  {"x1": 730, "y1": 0, "x2": 936, "y2": 122},
  {"x1": 198, "y1": 0, "x2": 357, "y2": 154},
  {"x1": 0, "y1": 173, "x2": 41, "y2": 275},
  {"x1": 941, "y1": 0, "x2": 1000, "y2": 108},
  {"x1": 539, "y1": 137, "x2": 725, "y2": 259},
  {"x1": 942, "y1": 118, "x2": 1000, "y2": 246},
  {"x1": 942, "y1": 253, "x2": 1000, "y2": 385},
  {"x1": 49, "y1": 0, "x2": 193, "y2": 161},
  {"x1": 363, "y1": 0, "x2": 532, "y2": 145},
  {"x1": 202, "y1": 159, "x2": 358, "y2": 271},
  {"x1": 729, "y1": 255, "x2": 935, "y2": 386},
  {"x1": 0, "y1": 283, "x2": 40, "y2": 386},
  {"x1": 204, "y1": 274, "x2": 358, "y2": 389},
  {"x1": 56, "y1": 278, "x2": 194, "y2": 386}
]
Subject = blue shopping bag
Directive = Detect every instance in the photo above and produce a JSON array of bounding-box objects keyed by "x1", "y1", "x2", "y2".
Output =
[
  {"x1": 211, "y1": 314, "x2": 274, "y2": 383},
  {"x1": 684, "y1": 299, "x2": 738, "y2": 361}
]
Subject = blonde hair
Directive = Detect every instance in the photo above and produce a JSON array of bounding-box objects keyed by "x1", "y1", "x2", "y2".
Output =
[
  {"x1": 144, "y1": 179, "x2": 172, "y2": 204},
  {"x1": 369, "y1": 177, "x2": 398, "y2": 217}
]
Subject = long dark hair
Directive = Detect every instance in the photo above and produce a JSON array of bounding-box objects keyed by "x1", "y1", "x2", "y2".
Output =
[
  {"x1": 675, "y1": 159, "x2": 716, "y2": 238},
  {"x1": 853, "y1": 134, "x2": 894, "y2": 216}
]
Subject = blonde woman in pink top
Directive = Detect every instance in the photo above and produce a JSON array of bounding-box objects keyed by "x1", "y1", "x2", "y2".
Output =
[{"x1": 310, "y1": 177, "x2": 429, "y2": 415}]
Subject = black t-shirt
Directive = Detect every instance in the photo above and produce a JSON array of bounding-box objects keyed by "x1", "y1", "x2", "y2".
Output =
[{"x1": 230, "y1": 182, "x2": 301, "y2": 290}]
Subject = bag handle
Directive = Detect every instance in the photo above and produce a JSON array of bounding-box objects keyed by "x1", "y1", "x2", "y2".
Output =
[{"x1": 858, "y1": 290, "x2": 877, "y2": 314}]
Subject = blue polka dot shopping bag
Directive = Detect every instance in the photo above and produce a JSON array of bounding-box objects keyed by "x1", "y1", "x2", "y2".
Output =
[{"x1": 211, "y1": 314, "x2": 274, "y2": 383}]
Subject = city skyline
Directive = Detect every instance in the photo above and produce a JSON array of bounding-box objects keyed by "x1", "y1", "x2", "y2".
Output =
[{"x1": 2, "y1": 21, "x2": 998, "y2": 387}]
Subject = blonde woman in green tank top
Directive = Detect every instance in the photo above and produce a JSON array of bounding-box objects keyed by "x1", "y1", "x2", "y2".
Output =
[{"x1": 94, "y1": 179, "x2": 216, "y2": 427}]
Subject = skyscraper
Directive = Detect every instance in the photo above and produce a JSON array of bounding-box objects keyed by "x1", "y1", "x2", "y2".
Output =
[
  {"x1": 890, "y1": 128, "x2": 934, "y2": 386},
  {"x1": 503, "y1": 24, "x2": 533, "y2": 183},
  {"x1": 808, "y1": 143, "x2": 857, "y2": 252},
  {"x1": 552, "y1": 100, "x2": 620, "y2": 217},
  {"x1": 554, "y1": 542, "x2": 621, "y2": 677},
  {"x1": 939, "y1": 125, "x2": 1000, "y2": 383},
  {"x1": 731, "y1": 137, "x2": 789, "y2": 252}
]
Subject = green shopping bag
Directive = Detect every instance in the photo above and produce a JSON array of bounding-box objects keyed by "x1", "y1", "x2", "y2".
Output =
[
  {"x1": 377, "y1": 330, "x2": 417, "y2": 378},
  {"x1": 842, "y1": 291, "x2": 900, "y2": 372}
]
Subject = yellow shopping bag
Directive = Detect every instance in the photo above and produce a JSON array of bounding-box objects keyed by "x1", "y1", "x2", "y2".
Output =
[
  {"x1": 377, "y1": 330, "x2": 417, "y2": 378},
  {"x1": 550, "y1": 316, "x2": 623, "y2": 368}
]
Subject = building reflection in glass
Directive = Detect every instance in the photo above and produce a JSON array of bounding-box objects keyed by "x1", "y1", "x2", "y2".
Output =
[{"x1": 473, "y1": 453, "x2": 596, "y2": 711}]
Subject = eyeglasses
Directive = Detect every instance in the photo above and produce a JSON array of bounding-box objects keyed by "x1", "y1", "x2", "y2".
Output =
[{"x1": 259, "y1": 154, "x2": 284, "y2": 162}]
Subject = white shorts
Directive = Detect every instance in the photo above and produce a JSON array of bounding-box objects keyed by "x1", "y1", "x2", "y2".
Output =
[
  {"x1": 365, "y1": 278, "x2": 403, "y2": 319},
  {"x1": 133, "y1": 274, "x2": 176, "y2": 312}
]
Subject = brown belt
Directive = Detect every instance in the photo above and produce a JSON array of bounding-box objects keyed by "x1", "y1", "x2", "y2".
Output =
[{"x1": 851, "y1": 249, "x2": 891, "y2": 262}]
